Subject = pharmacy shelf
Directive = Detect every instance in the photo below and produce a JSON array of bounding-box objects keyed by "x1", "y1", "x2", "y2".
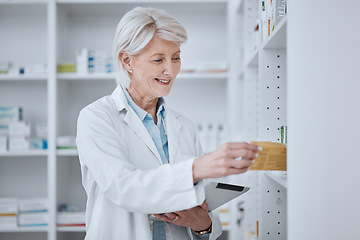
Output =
[
  {"x1": 57, "y1": 73, "x2": 114, "y2": 81},
  {"x1": 262, "y1": 15, "x2": 287, "y2": 49},
  {"x1": 57, "y1": 72, "x2": 228, "y2": 81},
  {"x1": 57, "y1": 149, "x2": 78, "y2": 156},
  {"x1": 0, "y1": 75, "x2": 47, "y2": 81},
  {"x1": 0, "y1": 0, "x2": 47, "y2": 4},
  {"x1": 2, "y1": 1, "x2": 229, "y2": 240},
  {"x1": 0, "y1": 150, "x2": 48, "y2": 157},
  {"x1": 57, "y1": 226, "x2": 85, "y2": 232},
  {"x1": 0, "y1": 226, "x2": 48, "y2": 232},
  {"x1": 263, "y1": 171, "x2": 287, "y2": 189},
  {"x1": 56, "y1": 0, "x2": 227, "y2": 4},
  {"x1": 230, "y1": 1, "x2": 288, "y2": 240}
]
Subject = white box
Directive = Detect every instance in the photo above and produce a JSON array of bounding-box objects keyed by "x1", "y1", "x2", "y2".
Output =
[
  {"x1": 76, "y1": 48, "x2": 89, "y2": 75},
  {"x1": 8, "y1": 121, "x2": 30, "y2": 136},
  {"x1": 57, "y1": 212, "x2": 85, "y2": 225},
  {"x1": 19, "y1": 198, "x2": 48, "y2": 213},
  {"x1": 0, "y1": 62, "x2": 11, "y2": 74},
  {"x1": 0, "y1": 198, "x2": 18, "y2": 214},
  {"x1": 18, "y1": 212, "x2": 48, "y2": 226},
  {"x1": 30, "y1": 138, "x2": 47, "y2": 150},
  {"x1": 57, "y1": 136, "x2": 76, "y2": 149},
  {"x1": 0, "y1": 216, "x2": 17, "y2": 228},
  {"x1": 0, "y1": 107, "x2": 22, "y2": 124},
  {"x1": 0, "y1": 135, "x2": 7, "y2": 152},
  {"x1": 24, "y1": 64, "x2": 47, "y2": 75},
  {"x1": 9, "y1": 136, "x2": 30, "y2": 151},
  {"x1": 35, "y1": 122, "x2": 47, "y2": 138},
  {"x1": 0, "y1": 125, "x2": 8, "y2": 135}
]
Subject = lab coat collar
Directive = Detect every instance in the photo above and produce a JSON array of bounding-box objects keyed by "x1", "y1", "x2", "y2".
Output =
[
  {"x1": 110, "y1": 85, "x2": 182, "y2": 164},
  {"x1": 121, "y1": 85, "x2": 167, "y2": 124},
  {"x1": 111, "y1": 85, "x2": 162, "y2": 164}
]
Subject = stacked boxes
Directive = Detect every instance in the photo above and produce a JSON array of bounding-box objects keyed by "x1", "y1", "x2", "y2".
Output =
[
  {"x1": 8, "y1": 121, "x2": 31, "y2": 151},
  {"x1": 76, "y1": 48, "x2": 112, "y2": 74},
  {"x1": 18, "y1": 198, "x2": 48, "y2": 227},
  {"x1": 0, "y1": 198, "x2": 49, "y2": 228},
  {"x1": 0, "y1": 198, "x2": 18, "y2": 229},
  {"x1": 0, "y1": 107, "x2": 24, "y2": 152},
  {"x1": 89, "y1": 50, "x2": 111, "y2": 73},
  {"x1": 218, "y1": 203, "x2": 230, "y2": 228},
  {"x1": 0, "y1": 107, "x2": 47, "y2": 151}
]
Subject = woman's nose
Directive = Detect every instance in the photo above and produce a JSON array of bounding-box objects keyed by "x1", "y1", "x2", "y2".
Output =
[{"x1": 163, "y1": 61, "x2": 178, "y2": 76}]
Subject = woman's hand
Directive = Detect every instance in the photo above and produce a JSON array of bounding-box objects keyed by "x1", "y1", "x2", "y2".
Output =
[
  {"x1": 193, "y1": 142, "x2": 260, "y2": 183},
  {"x1": 153, "y1": 201, "x2": 211, "y2": 232}
]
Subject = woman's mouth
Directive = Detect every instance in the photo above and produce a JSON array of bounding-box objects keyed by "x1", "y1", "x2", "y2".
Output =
[{"x1": 155, "y1": 78, "x2": 171, "y2": 85}]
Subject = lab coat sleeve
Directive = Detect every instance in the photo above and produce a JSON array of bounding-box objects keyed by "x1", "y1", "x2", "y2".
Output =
[
  {"x1": 187, "y1": 211, "x2": 222, "y2": 240},
  {"x1": 76, "y1": 107, "x2": 206, "y2": 214},
  {"x1": 208, "y1": 210, "x2": 222, "y2": 240}
]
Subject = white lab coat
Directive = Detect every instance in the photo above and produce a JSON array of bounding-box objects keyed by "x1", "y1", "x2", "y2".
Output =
[{"x1": 76, "y1": 85, "x2": 222, "y2": 240}]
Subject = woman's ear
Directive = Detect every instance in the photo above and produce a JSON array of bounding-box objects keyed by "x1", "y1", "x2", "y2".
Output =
[{"x1": 118, "y1": 51, "x2": 132, "y2": 72}]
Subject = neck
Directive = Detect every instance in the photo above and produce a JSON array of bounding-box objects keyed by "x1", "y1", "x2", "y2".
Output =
[{"x1": 126, "y1": 85, "x2": 158, "y2": 114}]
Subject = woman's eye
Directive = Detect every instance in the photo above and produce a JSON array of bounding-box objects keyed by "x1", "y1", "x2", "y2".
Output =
[
  {"x1": 173, "y1": 57, "x2": 181, "y2": 61},
  {"x1": 154, "y1": 59, "x2": 163, "y2": 63}
]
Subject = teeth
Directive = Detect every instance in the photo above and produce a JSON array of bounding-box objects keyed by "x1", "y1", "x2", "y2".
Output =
[{"x1": 158, "y1": 79, "x2": 170, "y2": 83}]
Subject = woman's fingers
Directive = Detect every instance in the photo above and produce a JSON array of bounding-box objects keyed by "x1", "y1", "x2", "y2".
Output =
[
  {"x1": 226, "y1": 157, "x2": 253, "y2": 169},
  {"x1": 164, "y1": 212, "x2": 178, "y2": 221},
  {"x1": 199, "y1": 201, "x2": 208, "y2": 211},
  {"x1": 193, "y1": 142, "x2": 262, "y2": 181},
  {"x1": 220, "y1": 142, "x2": 260, "y2": 160},
  {"x1": 223, "y1": 142, "x2": 260, "y2": 152},
  {"x1": 232, "y1": 149, "x2": 257, "y2": 160},
  {"x1": 154, "y1": 213, "x2": 179, "y2": 223}
]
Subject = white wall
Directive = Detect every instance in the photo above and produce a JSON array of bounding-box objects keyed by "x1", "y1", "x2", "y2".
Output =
[{"x1": 288, "y1": 0, "x2": 360, "y2": 239}]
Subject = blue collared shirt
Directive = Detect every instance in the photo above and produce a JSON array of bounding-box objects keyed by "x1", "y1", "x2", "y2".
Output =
[{"x1": 123, "y1": 88, "x2": 169, "y2": 165}]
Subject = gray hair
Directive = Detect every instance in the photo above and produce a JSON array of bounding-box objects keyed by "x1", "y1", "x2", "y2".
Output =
[{"x1": 113, "y1": 7, "x2": 188, "y2": 88}]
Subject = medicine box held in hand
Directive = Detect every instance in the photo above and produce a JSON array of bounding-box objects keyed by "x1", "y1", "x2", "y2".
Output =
[{"x1": 250, "y1": 141, "x2": 287, "y2": 171}]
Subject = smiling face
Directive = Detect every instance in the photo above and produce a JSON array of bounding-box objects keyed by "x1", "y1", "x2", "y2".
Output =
[{"x1": 125, "y1": 37, "x2": 181, "y2": 100}]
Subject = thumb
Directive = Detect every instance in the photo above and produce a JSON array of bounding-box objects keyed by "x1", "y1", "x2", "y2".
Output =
[{"x1": 200, "y1": 200, "x2": 208, "y2": 211}]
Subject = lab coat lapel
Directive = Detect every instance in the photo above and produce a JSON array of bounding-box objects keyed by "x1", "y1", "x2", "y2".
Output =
[
  {"x1": 123, "y1": 111, "x2": 162, "y2": 164},
  {"x1": 166, "y1": 109, "x2": 182, "y2": 164},
  {"x1": 111, "y1": 85, "x2": 162, "y2": 165}
]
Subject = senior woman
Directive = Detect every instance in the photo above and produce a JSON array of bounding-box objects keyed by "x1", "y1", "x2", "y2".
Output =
[{"x1": 76, "y1": 6, "x2": 259, "y2": 240}]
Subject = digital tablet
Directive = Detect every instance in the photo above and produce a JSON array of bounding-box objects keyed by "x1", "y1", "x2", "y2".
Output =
[{"x1": 205, "y1": 181, "x2": 250, "y2": 211}]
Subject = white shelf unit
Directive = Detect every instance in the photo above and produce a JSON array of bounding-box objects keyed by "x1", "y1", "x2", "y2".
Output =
[
  {"x1": 1, "y1": 1, "x2": 230, "y2": 240},
  {"x1": 227, "y1": 1, "x2": 288, "y2": 240},
  {"x1": 0, "y1": 3, "x2": 49, "y2": 240},
  {"x1": 0, "y1": 150, "x2": 48, "y2": 157},
  {"x1": 0, "y1": 226, "x2": 49, "y2": 232}
]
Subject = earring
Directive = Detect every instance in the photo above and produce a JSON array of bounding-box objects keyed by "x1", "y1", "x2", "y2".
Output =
[{"x1": 129, "y1": 69, "x2": 133, "y2": 73}]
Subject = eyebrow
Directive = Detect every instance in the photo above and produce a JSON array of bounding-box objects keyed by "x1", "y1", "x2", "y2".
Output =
[{"x1": 150, "y1": 50, "x2": 181, "y2": 57}]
